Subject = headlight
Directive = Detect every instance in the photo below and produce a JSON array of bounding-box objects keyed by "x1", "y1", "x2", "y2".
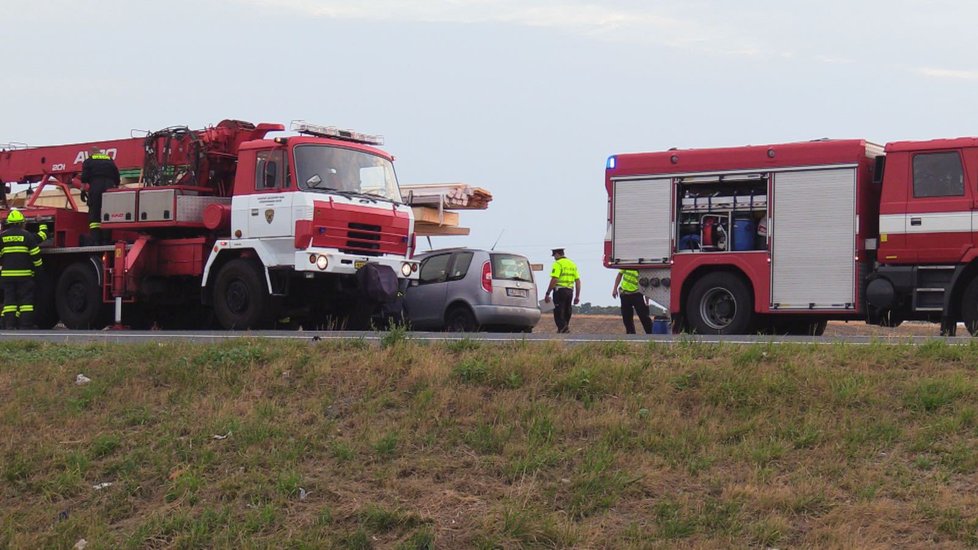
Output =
[
  {"x1": 316, "y1": 255, "x2": 329, "y2": 270},
  {"x1": 401, "y1": 262, "x2": 413, "y2": 277}
]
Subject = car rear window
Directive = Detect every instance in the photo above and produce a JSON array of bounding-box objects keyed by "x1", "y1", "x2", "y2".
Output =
[{"x1": 490, "y1": 254, "x2": 533, "y2": 283}]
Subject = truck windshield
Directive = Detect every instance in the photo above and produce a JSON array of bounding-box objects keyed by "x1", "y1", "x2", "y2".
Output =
[{"x1": 294, "y1": 144, "x2": 401, "y2": 202}]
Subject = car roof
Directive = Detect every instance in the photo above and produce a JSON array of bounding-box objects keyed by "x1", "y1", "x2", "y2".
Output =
[{"x1": 414, "y1": 247, "x2": 525, "y2": 257}]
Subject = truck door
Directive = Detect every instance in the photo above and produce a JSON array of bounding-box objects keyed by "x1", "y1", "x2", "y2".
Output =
[
  {"x1": 899, "y1": 150, "x2": 971, "y2": 264},
  {"x1": 246, "y1": 149, "x2": 294, "y2": 239}
]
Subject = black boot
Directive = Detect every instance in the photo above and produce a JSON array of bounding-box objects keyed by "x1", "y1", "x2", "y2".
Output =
[
  {"x1": 3, "y1": 312, "x2": 17, "y2": 330},
  {"x1": 19, "y1": 311, "x2": 35, "y2": 330}
]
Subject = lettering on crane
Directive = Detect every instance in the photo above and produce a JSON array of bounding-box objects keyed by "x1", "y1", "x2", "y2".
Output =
[{"x1": 72, "y1": 148, "x2": 118, "y2": 165}]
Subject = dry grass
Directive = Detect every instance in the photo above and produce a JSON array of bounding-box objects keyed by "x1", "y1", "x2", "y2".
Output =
[{"x1": 2, "y1": 337, "x2": 978, "y2": 548}]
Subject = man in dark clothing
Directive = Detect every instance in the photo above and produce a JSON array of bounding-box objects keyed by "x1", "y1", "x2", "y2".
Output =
[
  {"x1": 0, "y1": 209, "x2": 43, "y2": 329},
  {"x1": 80, "y1": 146, "x2": 120, "y2": 245}
]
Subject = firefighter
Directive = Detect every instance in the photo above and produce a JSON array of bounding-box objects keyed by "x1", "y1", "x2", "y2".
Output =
[
  {"x1": 612, "y1": 268, "x2": 653, "y2": 334},
  {"x1": 0, "y1": 209, "x2": 43, "y2": 329},
  {"x1": 79, "y1": 145, "x2": 120, "y2": 245},
  {"x1": 544, "y1": 247, "x2": 580, "y2": 334}
]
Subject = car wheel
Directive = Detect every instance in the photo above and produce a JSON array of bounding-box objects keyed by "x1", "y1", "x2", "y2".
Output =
[
  {"x1": 445, "y1": 305, "x2": 478, "y2": 332},
  {"x1": 686, "y1": 272, "x2": 754, "y2": 335}
]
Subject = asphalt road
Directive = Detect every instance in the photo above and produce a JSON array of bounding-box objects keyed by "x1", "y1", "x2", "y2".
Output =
[{"x1": 0, "y1": 330, "x2": 969, "y2": 345}]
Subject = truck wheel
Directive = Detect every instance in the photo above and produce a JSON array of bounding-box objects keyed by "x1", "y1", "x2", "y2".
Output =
[
  {"x1": 56, "y1": 262, "x2": 107, "y2": 329},
  {"x1": 213, "y1": 259, "x2": 271, "y2": 330},
  {"x1": 445, "y1": 305, "x2": 478, "y2": 332},
  {"x1": 34, "y1": 268, "x2": 59, "y2": 329},
  {"x1": 961, "y1": 278, "x2": 978, "y2": 336},
  {"x1": 686, "y1": 272, "x2": 754, "y2": 335}
]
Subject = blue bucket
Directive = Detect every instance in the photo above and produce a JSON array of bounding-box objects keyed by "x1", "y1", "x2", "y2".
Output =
[
  {"x1": 732, "y1": 218, "x2": 755, "y2": 251},
  {"x1": 652, "y1": 318, "x2": 669, "y2": 334}
]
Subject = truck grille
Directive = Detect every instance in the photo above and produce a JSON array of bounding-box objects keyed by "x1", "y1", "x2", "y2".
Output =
[{"x1": 342, "y1": 222, "x2": 383, "y2": 256}]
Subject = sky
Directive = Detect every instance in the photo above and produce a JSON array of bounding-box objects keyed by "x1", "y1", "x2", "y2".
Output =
[{"x1": 3, "y1": 0, "x2": 978, "y2": 306}]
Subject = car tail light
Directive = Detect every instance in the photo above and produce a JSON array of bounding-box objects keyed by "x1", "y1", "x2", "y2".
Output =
[{"x1": 481, "y1": 261, "x2": 492, "y2": 293}]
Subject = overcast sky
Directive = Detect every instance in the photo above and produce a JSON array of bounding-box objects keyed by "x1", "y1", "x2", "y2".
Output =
[{"x1": 4, "y1": 1, "x2": 978, "y2": 307}]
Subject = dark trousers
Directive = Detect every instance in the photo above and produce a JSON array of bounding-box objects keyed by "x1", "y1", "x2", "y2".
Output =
[
  {"x1": 552, "y1": 287, "x2": 574, "y2": 333},
  {"x1": 3, "y1": 277, "x2": 35, "y2": 329},
  {"x1": 86, "y1": 180, "x2": 113, "y2": 244},
  {"x1": 620, "y1": 292, "x2": 653, "y2": 334}
]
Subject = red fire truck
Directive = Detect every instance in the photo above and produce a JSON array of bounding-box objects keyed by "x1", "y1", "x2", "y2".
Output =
[
  {"x1": 0, "y1": 119, "x2": 419, "y2": 330},
  {"x1": 604, "y1": 137, "x2": 978, "y2": 336}
]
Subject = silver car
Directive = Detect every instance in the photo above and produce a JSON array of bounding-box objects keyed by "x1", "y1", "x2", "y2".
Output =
[{"x1": 404, "y1": 248, "x2": 541, "y2": 332}]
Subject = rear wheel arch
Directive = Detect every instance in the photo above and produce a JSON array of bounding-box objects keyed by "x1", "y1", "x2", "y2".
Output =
[
  {"x1": 203, "y1": 249, "x2": 268, "y2": 303},
  {"x1": 444, "y1": 301, "x2": 478, "y2": 332}
]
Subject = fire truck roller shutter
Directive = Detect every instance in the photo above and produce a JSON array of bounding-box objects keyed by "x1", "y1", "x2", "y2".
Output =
[
  {"x1": 612, "y1": 178, "x2": 672, "y2": 264},
  {"x1": 770, "y1": 168, "x2": 857, "y2": 309}
]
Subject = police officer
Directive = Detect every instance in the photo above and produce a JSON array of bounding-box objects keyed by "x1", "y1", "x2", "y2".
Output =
[
  {"x1": 80, "y1": 146, "x2": 120, "y2": 245},
  {"x1": 544, "y1": 247, "x2": 580, "y2": 333},
  {"x1": 0, "y1": 209, "x2": 43, "y2": 329},
  {"x1": 613, "y1": 268, "x2": 653, "y2": 334}
]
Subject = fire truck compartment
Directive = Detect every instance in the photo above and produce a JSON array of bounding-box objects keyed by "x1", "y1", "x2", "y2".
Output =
[
  {"x1": 770, "y1": 168, "x2": 857, "y2": 309},
  {"x1": 611, "y1": 178, "x2": 671, "y2": 264},
  {"x1": 103, "y1": 187, "x2": 231, "y2": 227}
]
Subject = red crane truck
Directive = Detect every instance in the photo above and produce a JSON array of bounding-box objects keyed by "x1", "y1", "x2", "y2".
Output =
[
  {"x1": 0, "y1": 119, "x2": 419, "y2": 330},
  {"x1": 604, "y1": 137, "x2": 978, "y2": 336}
]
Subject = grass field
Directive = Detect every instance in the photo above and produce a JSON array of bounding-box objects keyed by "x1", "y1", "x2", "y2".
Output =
[{"x1": 3, "y1": 335, "x2": 978, "y2": 548}]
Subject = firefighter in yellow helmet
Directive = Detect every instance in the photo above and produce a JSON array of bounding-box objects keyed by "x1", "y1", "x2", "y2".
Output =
[{"x1": 0, "y1": 209, "x2": 43, "y2": 329}]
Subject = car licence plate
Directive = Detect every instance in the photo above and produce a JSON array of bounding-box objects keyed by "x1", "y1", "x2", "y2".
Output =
[
  {"x1": 506, "y1": 288, "x2": 528, "y2": 298},
  {"x1": 354, "y1": 260, "x2": 367, "y2": 269}
]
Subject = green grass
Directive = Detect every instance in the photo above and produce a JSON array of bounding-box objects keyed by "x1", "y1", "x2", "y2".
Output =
[{"x1": 3, "y1": 339, "x2": 978, "y2": 547}]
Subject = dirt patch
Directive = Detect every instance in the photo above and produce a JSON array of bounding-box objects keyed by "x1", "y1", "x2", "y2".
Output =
[{"x1": 534, "y1": 313, "x2": 944, "y2": 337}]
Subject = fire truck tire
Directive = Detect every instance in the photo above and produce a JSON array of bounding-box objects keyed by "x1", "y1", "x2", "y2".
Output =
[
  {"x1": 33, "y1": 268, "x2": 59, "y2": 329},
  {"x1": 686, "y1": 272, "x2": 754, "y2": 335},
  {"x1": 213, "y1": 259, "x2": 272, "y2": 330},
  {"x1": 961, "y1": 277, "x2": 978, "y2": 336},
  {"x1": 445, "y1": 305, "x2": 478, "y2": 332},
  {"x1": 56, "y1": 262, "x2": 108, "y2": 330}
]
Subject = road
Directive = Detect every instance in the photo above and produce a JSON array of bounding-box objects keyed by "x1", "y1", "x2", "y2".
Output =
[{"x1": 0, "y1": 329, "x2": 968, "y2": 345}]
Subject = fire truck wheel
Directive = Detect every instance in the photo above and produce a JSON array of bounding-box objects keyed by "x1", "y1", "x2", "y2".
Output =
[
  {"x1": 33, "y1": 267, "x2": 59, "y2": 329},
  {"x1": 686, "y1": 272, "x2": 754, "y2": 335},
  {"x1": 444, "y1": 305, "x2": 478, "y2": 332},
  {"x1": 961, "y1": 277, "x2": 978, "y2": 336},
  {"x1": 56, "y1": 262, "x2": 108, "y2": 330},
  {"x1": 213, "y1": 259, "x2": 272, "y2": 330}
]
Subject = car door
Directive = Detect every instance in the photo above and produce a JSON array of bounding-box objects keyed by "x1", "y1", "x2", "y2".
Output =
[
  {"x1": 444, "y1": 250, "x2": 476, "y2": 305},
  {"x1": 403, "y1": 253, "x2": 451, "y2": 329}
]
